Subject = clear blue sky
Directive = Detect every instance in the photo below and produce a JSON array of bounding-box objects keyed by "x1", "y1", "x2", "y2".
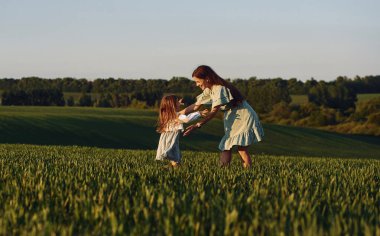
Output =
[{"x1": 1, "y1": 0, "x2": 379, "y2": 81}]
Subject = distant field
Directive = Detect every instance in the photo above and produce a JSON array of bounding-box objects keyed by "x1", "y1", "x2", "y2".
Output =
[
  {"x1": 2, "y1": 91, "x2": 377, "y2": 104},
  {"x1": 357, "y1": 93, "x2": 380, "y2": 101},
  {"x1": 64, "y1": 92, "x2": 100, "y2": 101},
  {"x1": 290, "y1": 95, "x2": 308, "y2": 104},
  {"x1": 0, "y1": 106, "x2": 379, "y2": 158},
  {"x1": 0, "y1": 144, "x2": 378, "y2": 235},
  {"x1": 291, "y1": 93, "x2": 380, "y2": 105}
]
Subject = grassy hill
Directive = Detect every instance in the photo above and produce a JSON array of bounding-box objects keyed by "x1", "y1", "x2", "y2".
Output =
[
  {"x1": 290, "y1": 93, "x2": 380, "y2": 105},
  {"x1": 0, "y1": 106, "x2": 379, "y2": 158}
]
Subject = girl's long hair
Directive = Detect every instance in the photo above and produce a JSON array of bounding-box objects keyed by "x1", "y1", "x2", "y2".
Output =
[
  {"x1": 156, "y1": 95, "x2": 179, "y2": 133},
  {"x1": 192, "y1": 65, "x2": 244, "y2": 107}
]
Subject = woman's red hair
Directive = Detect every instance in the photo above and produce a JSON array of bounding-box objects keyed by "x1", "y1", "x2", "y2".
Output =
[{"x1": 192, "y1": 65, "x2": 244, "y2": 106}]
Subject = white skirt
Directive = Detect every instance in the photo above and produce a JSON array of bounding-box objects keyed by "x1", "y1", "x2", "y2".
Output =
[{"x1": 155, "y1": 130, "x2": 181, "y2": 163}]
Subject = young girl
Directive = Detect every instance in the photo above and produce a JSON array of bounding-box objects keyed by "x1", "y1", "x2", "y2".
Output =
[{"x1": 156, "y1": 95, "x2": 206, "y2": 167}]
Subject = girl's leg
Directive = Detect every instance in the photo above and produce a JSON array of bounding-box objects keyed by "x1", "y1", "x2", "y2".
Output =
[
  {"x1": 220, "y1": 150, "x2": 232, "y2": 167},
  {"x1": 237, "y1": 146, "x2": 252, "y2": 168},
  {"x1": 170, "y1": 161, "x2": 180, "y2": 167}
]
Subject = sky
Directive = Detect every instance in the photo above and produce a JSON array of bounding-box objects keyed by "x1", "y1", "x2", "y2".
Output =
[{"x1": 1, "y1": 0, "x2": 379, "y2": 81}]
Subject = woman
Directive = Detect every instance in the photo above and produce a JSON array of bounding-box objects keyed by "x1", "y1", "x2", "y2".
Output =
[{"x1": 181, "y1": 65, "x2": 264, "y2": 168}]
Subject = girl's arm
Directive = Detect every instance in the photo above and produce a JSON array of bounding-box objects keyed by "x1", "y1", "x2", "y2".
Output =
[
  {"x1": 178, "y1": 111, "x2": 201, "y2": 123},
  {"x1": 183, "y1": 105, "x2": 221, "y2": 136}
]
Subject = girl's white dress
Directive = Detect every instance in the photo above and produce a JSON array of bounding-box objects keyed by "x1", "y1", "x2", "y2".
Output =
[{"x1": 155, "y1": 111, "x2": 201, "y2": 163}]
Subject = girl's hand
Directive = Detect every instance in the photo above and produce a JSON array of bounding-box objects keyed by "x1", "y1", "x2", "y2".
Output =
[
  {"x1": 200, "y1": 109, "x2": 209, "y2": 117},
  {"x1": 179, "y1": 98, "x2": 184, "y2": 105},
  {"x1": 183, "y1": 124, "x2": 198, "y2": 136}
]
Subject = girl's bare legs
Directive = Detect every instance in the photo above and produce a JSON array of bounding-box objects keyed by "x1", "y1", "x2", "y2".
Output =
[
  {"x1": 220, "y1": 150, "x2": 232, "y2": 167},
  {"x1": 237, "y1": 146, "x2": 252, "y2": 168}
]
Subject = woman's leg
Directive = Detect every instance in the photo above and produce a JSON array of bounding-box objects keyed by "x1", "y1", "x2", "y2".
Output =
[
  {"x1": 237, "y1": 146, "x2": 252, "y2": 168},
  {"x1": 220, "y1": 150, "x2": 232, "y2": 167}
]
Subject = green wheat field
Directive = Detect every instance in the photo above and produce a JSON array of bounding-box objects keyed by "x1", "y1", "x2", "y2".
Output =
[
  {"x1": 0, "y1": 145, "x2": 379, "y2": 235},
  {"x1": 0, "y1": 106, "x2": 379, "y2": 235}
]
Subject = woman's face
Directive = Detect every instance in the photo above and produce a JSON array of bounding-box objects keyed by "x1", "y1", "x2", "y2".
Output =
[{"x1": 193, "y1": 77, "x2": 211, "y2": 91}]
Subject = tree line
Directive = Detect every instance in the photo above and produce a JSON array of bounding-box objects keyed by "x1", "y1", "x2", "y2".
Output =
[
  {"x1": 1, "y1": 75, "x2": 379, "y2": 93},
  {"x1": 0, "y1": 76, "x2": 378, "y2": 111},
  {"x1": 1, "y1": 75, "x2": 379, "y2": 134}
]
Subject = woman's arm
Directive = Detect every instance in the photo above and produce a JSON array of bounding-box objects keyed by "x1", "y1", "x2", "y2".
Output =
[
  {"x1": 183, "y1": 105, "x2": 220, "y2": 136},
  {"x1": 179, "y1": 103, "x2": 202, "y2": 115}
]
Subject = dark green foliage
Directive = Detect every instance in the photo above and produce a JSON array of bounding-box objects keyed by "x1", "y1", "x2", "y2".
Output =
[
  {"x1": 287, "y1": 78, "x2": 307, "y2": 95},
  {"x1": 265, "y1": 101, "x2": 353, "y2": 127},
  {"x1": 61, "y1": 77, "x2": 92, "y2": 92},
  {"x1": 78, "y1": 93, "x2": 93, "y2": 106},
  {"x1": 345, "y1": 75, "x2": 380, "y2": 93},
  {"x1": 1, "y1": 76, "x2": 378, "y2": 113},
  {"x1": 304, "y1": 78, "x2": 318, "y2": 92},
  {"x1": 0, "y1": 78, "x2": 18, "y2": 90},
  {"x1": 245, "y1": 78, "x2": 291, "y2": 113},
  {"x1": 66, "y1": 96, "x2": 75, "y2": 107},
  {"x1": 367, "y1": 112, "x2": 380, "y2": 125},
  {"x1": 1, "y1": 89, "x2": 65, "y2": 106},
  {"x1": 129, "y1": 89, "x2": 163, "y2": 107},
  {"x1": 351, "y1": 97, "x2": 380, "y2": 122},
  {"x1": 0, "y1": 144, "x2": 378, "y2": 235},
  {"x1": 17, "y1": 77, "x2": 54, "y2": 90},
  {"x1": 1, "y1": 90, "x2": 28, "y2": 105},
  {"x1": 95, "y1": 93, "x2": 112, "y2": 108},
  {"x1": 308, "y1": 81, "x2": 357, "y2": 113},
  {"x1": 166, "y1": 77, "x2": 195, "y2": 93},
  {"x1": 308, "y1": 107, "x2": 337, "y2": 126}
]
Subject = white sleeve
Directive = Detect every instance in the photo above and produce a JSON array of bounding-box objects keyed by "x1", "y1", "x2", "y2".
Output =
[
  {"x1": 187, "y1": 111, "x2": 201, "y2": 122},
  {"x1": 178, "y1": 111, "x2": 201, "y2": 123}
]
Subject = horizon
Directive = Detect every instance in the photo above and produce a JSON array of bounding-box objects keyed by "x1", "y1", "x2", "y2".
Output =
[
  {"x1": 1, "y1": 0, "x2": 379, "y2": 81},
  {"x1": 0, "y1": 74, "x2": 380, "y2": 82},
  {"x1": 1, "y1": 74, "x2": 379, "y2": 82}
]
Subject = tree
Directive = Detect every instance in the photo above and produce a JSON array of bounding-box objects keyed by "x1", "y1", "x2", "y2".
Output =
[
  {"x1": 308, "y1": 81, "x2": 357, "y2": 113},
  {"x1": 95, "y1": 93, "x2": 112, "y2": 107},
  {"x1": 1, "y1": 90, "x2": 28, "y2": 105},
  {"x1": 246, "y1": 78, "x2": 291, "y2": 113},
  {"x1": 287, "y1": 78, "x2": 306, "y2": 94},
  {"x1": 66, "y1": 96, "x2": 75, "y2": 106},
  {"x1": 166, "y1": 77, "x2": 193, "y2": 93},
  {"x1": 78, "y1": 93, "x2": 93, "y2": 106},
  {"x1": 1, "y1": 89, "x2": 65, "y2": 106}
]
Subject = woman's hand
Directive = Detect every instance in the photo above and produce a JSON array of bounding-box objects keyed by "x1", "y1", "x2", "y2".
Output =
[
  {"x1": 184, "y1": 105, "x2": 219, "y2": 136},
  {"x1": 183, "y1": 124, "x2": 199, "y2": 136},
  {"x1": 179, "y1": 103, "x2": 200, "y2": 115}
]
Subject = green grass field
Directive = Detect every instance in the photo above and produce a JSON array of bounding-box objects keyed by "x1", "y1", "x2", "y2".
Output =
[
  {"x1": 63, "y1": 93, "x2": 380, "y2": 105},
  {"x1": 357, "y1": 93, "x2": 380, "y2": 101},
  {"x1": 0, "y1": 144, "x2": 378, "y2": 235},
  {"x1": 0, "y1": 106, "x2": 379, "y2": 158},
  {"x1": 290, "y1": 93, "x2": 380, "y2": 105},
  {"x1": 290, "y1": 95, "x2": 309, "y2": 105}
]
